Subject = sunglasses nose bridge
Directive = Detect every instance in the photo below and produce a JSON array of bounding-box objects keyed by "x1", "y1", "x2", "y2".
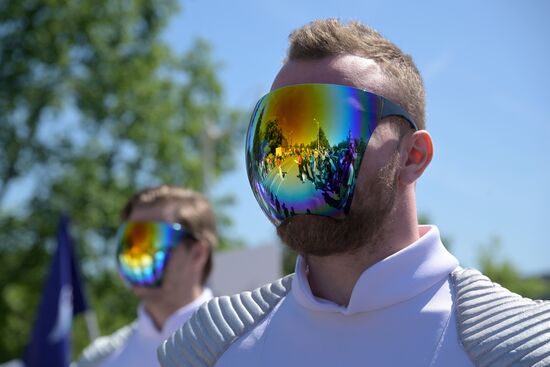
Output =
[{"x1": 128, "y1": 241, "x2": 144, "y2": 256}]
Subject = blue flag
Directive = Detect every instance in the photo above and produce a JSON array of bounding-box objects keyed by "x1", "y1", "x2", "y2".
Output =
[{"x1": 23, "y1": 215, "x2": 89, "y2": 367}]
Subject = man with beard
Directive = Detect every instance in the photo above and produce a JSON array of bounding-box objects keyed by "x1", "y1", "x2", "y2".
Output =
[{"x1": 158, "y1": 19, "x2": 550, "y2": 367}]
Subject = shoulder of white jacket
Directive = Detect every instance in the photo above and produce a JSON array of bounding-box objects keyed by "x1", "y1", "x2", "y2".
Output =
[
  {"x1": 451, "y1": 267, "x2": 550, "y2": 367},
  {"x1": 157, "y1": 274, "x2": 294, "y2": 367},
  {"x1": 72, "y1": 322, "x2": 137, "y2": 367}
]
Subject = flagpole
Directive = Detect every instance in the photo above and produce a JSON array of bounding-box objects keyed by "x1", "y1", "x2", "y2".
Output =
[{"x1": 84, "y1": 310, "x2": 100, "y2": 341}]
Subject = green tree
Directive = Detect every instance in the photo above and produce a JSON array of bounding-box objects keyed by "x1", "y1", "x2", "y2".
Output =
[
  {"x1": 263, "y1": 119, "x2": 283, "y2": 155},
  {"x1": 308, "y1": 127, "x2": 330, "y2": 150},
  {"x1": 0, "y1": 0, "x2": 243, "y2": 361},
  {"x1": 478, "y1": 237, "x2": 549, "y2": 299},
  {"x1": 250, "y1": 107, "x2": 265, "y2": 160}
]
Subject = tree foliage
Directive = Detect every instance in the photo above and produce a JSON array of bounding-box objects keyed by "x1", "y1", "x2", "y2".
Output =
[
  {"x1": 0, "y1": 0, "x2": 243, "y2": 361},
  {"x1": 308, "y1": 127, "x2": 330, "y2": 150},
  {"x1": 263, "y1": 119, "x2": 283, "y2": 155},
  {"x1": 478, "y1": 237, "x2": 549, "y2": 300}
]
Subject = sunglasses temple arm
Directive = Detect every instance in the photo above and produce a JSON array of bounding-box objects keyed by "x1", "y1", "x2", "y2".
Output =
[{"x1": 380, "y1": 97, "x2": 419, "y2": 131}]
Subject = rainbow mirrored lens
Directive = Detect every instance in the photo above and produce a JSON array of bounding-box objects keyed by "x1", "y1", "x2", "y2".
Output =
[
  {"x1": 116, "y1": 221, "x2": 186, "y2": 287},
  {"x1": 245, "y1": 83, "x2": 417, "y2": 226}
]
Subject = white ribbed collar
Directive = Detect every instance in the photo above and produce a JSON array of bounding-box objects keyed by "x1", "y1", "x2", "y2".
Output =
[
  {"x1": 292, "y1": 225, "x2": 458, "y2": 315},
  {"x1": 137, "y1": 288, "x2": 213, "y2": 339}
]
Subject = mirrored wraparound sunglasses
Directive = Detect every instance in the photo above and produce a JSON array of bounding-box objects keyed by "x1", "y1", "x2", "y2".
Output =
[
  {"x1": 116, "y1": 221, "x2": 195, "y2": 287},
  {"x1": 245, "y1": 83, "x2": 418, "y2": 226}
]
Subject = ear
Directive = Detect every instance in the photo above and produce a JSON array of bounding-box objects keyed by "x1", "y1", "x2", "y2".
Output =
[
  {"x1": 400, "y1": 130, "x2": 433, "y2": 185},
  {"x1": 188, "y1": 241, "x2": 209, "y2": 269}
]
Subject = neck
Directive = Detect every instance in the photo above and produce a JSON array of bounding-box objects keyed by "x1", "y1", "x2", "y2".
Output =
[
  {"x1": 142, "y1": 284, "x2": 203, "y2": 330},
  {"x1": 306, "y1": 191, "x2": 419, "y2": 306}
]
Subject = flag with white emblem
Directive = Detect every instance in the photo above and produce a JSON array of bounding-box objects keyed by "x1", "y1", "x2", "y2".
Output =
[{"x1": 23, "y1": 215, "x2": 89, "y2": 367}]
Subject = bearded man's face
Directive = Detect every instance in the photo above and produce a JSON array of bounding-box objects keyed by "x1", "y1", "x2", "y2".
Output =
[{"x1": 277, "y1": 143, "x2": 402, "y2": 257}]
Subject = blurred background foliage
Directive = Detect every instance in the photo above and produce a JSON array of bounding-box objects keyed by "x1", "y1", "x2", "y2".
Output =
[
  {"x1": 0, "y1": 0, "x2": 244, "y2": 361},
  {"x1": 478, "y1": 237, "x2": 549, "y2": 300},
  {"x1": 1, "y1": 0, "x2": 548, "y2": 364}
]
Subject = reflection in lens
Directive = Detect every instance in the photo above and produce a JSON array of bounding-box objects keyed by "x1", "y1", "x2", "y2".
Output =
[
  {"x1": 246, "y1": 84, "x2": 380, "y2": 225},
  {"x1": 116, "y1": 222, "x2": 183, "y2": 287}
]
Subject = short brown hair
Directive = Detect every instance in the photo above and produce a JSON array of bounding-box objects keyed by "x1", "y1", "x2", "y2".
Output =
[
  {"x1": 287, "y1": 19, "x2": 425, "y2": 130},
  {"x1": 121, "y1": 185, "x2": 218, "y2": 284}
]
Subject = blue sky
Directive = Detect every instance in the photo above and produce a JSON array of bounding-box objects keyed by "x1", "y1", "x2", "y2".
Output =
[{"x1": 164, "y1": 0, "x2": 550, "y2": 274}]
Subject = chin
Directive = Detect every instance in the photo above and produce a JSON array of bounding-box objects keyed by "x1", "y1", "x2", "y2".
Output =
[
  {"x1": 277, "y1": 214, "x2": 355, "y2": 256},
  {"x1": 132, "y1": 285, "x2": 161, "y2": 298}
]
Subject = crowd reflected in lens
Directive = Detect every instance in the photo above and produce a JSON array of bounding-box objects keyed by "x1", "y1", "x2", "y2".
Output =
[{"x1": 248, "y1": 109, "x2": 368, "y2": 223}]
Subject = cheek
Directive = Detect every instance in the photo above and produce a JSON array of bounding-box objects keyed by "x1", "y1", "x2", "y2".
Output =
[
  {"x1": 160, "y1": 248, "x2": 189, "y2": 282},
  {"x1": 167, "y1": 247, "x2": 191, "y2": 270},
  {"x1": 356, "y1": 143, "x2": 383, "y2": 187},
  {"x1": 351, "y1": 155, "x2": 377, "y2": 214},
  {"x1": 358, "y1": 125, "x2": 401, "y2": 182},
  {"x1": 354, "y1": 144, "x2": 401, "y2": 203}
]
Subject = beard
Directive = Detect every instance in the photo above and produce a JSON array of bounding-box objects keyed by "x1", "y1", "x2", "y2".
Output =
[{"x1": 277, "y1": 150, "x2": 401, "y2": 257}]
